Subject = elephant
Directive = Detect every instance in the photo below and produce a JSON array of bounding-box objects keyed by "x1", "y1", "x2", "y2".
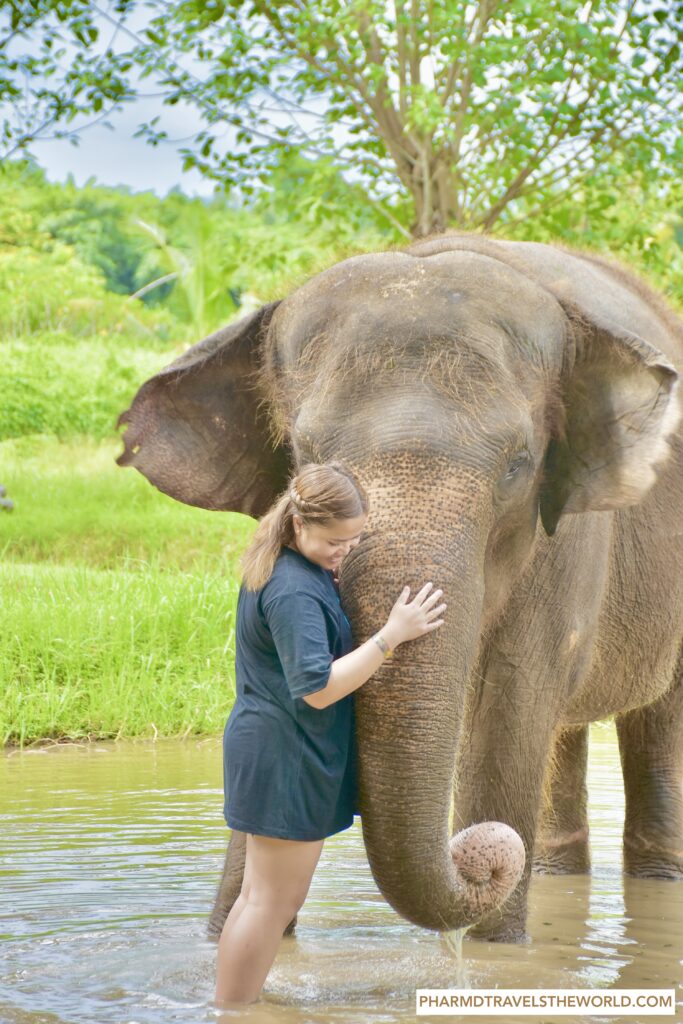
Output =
[{"x1": 115, "y1": 232, "x2": 683, "y2": 943}]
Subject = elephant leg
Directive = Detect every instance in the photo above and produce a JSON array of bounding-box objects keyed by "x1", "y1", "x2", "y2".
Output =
[
  {"x1": 533, "y1": 725, "x2": 591, "y2": 875},
  {"x1": 452, "y1": 675, "x2": 558, "y2": 942},
  {"x1": 207, "y1": 829, "x2": 247, "y2": 942},
  {"x1": 207, "y1": 829, "x2": 299, "y2": 941},
  {"x1": 617, "y1": 667, "x2": 683, "y2": 880},
  {"x1": 454, "y1": 741, "x2": 553, "y2": 943}
]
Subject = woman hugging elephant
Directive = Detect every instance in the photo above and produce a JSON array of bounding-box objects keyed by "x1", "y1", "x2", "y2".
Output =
[{"x1": 116, "y1": 232, "x2": 683, "y2": 944}]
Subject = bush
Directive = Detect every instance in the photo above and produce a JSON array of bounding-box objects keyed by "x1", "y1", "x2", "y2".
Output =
[
  {"x1": 0, "y1": 244, "x2": 177, "y2": 341},
  {"x1": 0, "y1": 339, "x2": 169, "y2": 442}
]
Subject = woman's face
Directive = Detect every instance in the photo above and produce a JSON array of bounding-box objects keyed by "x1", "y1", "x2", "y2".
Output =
[{"x1": 291, "y1": 513, "x2": 367, "y2": 572}]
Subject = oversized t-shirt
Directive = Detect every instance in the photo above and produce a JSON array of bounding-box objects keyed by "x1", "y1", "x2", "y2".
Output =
[{"x1": 222, "y1": 544, "x2": 358, "y2": 840}]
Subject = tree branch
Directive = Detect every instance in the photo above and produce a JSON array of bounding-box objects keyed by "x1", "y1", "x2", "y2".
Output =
[
  {"x1": 128, "y1": 271, "x2": 179, "y2": 301},
  {"x1": 451, "y1": 0, "x2": 500, "y2": 162},
  {"x1": 409, "y1": 0, "x2": 420, "y2": 86},
  {"x1": 394, "y1": 0, "x2": 409, "y2": 118},
  {"x1": 434, "y1": 0, "x2": 480, "y2": 100},
  {"x1": 371, "y1": 198, "x2": 412, "y2": 238},
  {"x1": 471, "y1": 0, "x2": 642, "y2": 232},
  {"x1": 257, "y1": 1, "x2": 420, "y2": 186}
]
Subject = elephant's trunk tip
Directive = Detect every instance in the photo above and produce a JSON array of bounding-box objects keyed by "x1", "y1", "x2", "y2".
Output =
[{"x1": 450, "y1": 821, "x2": 526, "y2": 916}]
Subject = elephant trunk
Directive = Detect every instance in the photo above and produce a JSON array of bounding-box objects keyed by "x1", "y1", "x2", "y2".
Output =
[{"x1": 341, "y1": 529, "x2": 525, "y2": 931}]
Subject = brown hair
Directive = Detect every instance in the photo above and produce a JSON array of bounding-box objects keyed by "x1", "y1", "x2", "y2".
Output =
[{"x1": 240, "y1": 461, "x2": 369, "y2": 591}]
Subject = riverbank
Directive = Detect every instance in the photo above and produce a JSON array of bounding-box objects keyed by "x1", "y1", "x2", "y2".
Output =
[{"x1": 2, "y1": 435, "x2": 255, "y2": 747}]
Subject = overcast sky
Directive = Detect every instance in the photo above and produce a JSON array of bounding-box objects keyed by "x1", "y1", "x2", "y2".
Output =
[
  {"x1": 14, "y1": 4, "x2": 231, "y2": 198},
  {"x1": 12, "y1": 4, "x2": 353, "y2": 200},
  {"x1": 30, "y1": 97, "x2": 217, "y2": 198}
]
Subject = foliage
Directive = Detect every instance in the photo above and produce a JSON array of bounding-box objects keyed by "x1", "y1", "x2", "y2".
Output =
[
  {"x1": 0, "y1": 240, "x2": 178, "y2": 337},
  {"x1": 0, "y1": 435, "x2": 253, "y2": 572},
  {"x1": 503, "y1": 157, "x2": 683, "y2": 308},
  {"x1": 0, "y1": 436, "x2": 255, "y2": 745},
  {"x1": 2, "y1": 1, "x2": 681, "y2": 237},
  {"x1": 0, "y1": 243, "x2": 101, "y2": 334},
  {"x1": 0, "y1": 158, "x2": 173, "y2": 297},
  {"x1": 0, "y1": 152, "x2": 391, "y2": 318},
  {"x1": 137, "y1": 0, "x2": 683, "y2": 237},
  {"x1": 40, "y1": 186, "x2": 162, "y2": 295},
  {"x1": 0, "y1": 153, "x2": 394, "y2": 442},
  {"x1": 0, "y1": 0, "x2": 136, "y2": 161},
  {"x1": 1, "y1": 336, "x2": 169, "y2": 441},
  {"x1": 0, "y1": 168, "x2": 179, "y2": 448},
  {"x1": 1, "y1": 559, "x2": 239, "y2": 744},
  {"x1": 0, "y1": 152, "x2": 681, "y2": 450},
  {"x1": 129, "y1": 153, "x2": 393, "y2": 334}
]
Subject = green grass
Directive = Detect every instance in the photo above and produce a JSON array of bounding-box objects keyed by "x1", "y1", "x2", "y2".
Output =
[
  {"x1": 2, "y1": 561, "x2": 239, "y2": 746},
  {"x1": 1, "y1": 435, "x2": 258, "y2": 746},
  {"x1": 0, "y1": 435, "x2": 255, "y2": 571},
  {"x1": 1, "y1": 335, "x2": 175, "y2": 443}
]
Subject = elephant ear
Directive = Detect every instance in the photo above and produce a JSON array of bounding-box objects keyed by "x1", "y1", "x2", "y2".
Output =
[
  {"x1": 116, "y1": 302, "x2": 291, "y2": 516},
  {"x1": 539, "y1": 305, "x2": 681, "y2": 537}
]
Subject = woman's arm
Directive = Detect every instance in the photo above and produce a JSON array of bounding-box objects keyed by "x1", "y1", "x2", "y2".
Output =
[
  {"x1": 302, "y1": 625, "x2": 401, "y2": 709},
  {"x1": 302, "y1": 582, "x2": 446, "y2": 709}
]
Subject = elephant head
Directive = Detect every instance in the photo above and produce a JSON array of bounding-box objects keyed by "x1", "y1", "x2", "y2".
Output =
[{"x1": 116, "y1": 238, "x2": 680, "y2": 934}]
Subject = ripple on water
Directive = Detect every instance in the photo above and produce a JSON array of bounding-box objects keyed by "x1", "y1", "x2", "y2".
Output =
[{"x1": 1, "y1": 727, "x2": 681, "y2": 1024}]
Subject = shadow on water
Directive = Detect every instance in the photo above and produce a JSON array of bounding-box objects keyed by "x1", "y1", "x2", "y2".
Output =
[{"x1": 1, "y1": 724, "x2": 681, "y2": 1023}]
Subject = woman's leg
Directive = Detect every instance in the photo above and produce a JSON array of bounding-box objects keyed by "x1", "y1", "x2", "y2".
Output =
[{"x1": 214, "y1": 832, "x2": 324, "y2": 1006}]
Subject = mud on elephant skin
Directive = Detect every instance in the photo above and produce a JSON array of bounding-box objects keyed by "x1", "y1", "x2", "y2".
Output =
[{"x1": 116, "y1": 234, "x2": 683, "y2": 943}]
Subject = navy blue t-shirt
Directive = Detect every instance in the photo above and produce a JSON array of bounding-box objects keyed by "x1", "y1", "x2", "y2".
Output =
[{"x1": 222, "y1": 545, "x2": 358, "y2": 840}]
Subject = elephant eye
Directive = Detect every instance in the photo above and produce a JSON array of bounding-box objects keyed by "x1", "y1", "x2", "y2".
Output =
[
  {"x1": 497, "y1": 451, "x2": 532, "y2": 492},
  {"x1": 505, "y1": 456, "x2": 528, "y2": 478}
]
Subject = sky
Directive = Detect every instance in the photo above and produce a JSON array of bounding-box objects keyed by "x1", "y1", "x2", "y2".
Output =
[
  {"x1": 10, "y1": 3, "x2": 233, "y2": 198},
  {"x1": 29, "y1": 96, "x2": 217, "y2": 198},
  {"x1": 8, "y1": 3, "x2": 355, "y2": 200}
]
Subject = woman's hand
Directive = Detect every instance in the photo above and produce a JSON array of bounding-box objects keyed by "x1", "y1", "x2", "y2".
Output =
[{"x1": 383, "y1": 582, "x2": 447, "y2": 647}]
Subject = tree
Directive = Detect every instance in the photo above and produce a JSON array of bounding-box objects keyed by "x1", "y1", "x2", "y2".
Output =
[
  {"x1": 2, "y1": 1, "x2": 682, "y2": 238},
  {"x1": 0, "y1": 1, "x2": 135, "y2": 159}
]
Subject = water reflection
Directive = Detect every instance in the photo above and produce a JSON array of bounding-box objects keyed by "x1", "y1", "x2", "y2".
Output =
[{"x1": 1, "y1": 724, "x2": 680, "y2": 1023}]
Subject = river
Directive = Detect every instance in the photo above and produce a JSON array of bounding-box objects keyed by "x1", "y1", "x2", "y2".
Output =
[{"x1": 1, "y1": 724, "x2": 681, "y2": 1023}]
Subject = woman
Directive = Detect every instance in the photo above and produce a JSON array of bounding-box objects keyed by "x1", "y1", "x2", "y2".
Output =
[{"x1": 214, "y1": 461, "x2": 447, "y2": 1006}]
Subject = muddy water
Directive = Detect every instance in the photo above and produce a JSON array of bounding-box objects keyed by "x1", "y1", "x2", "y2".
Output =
[{"x1": 1, "y1": 724, "x2": 681, "y2": 1024}]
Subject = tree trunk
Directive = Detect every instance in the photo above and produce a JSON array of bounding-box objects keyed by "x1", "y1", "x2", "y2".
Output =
[{"x1": 409, "y1": 150, "x2": 462, "y2": 238}]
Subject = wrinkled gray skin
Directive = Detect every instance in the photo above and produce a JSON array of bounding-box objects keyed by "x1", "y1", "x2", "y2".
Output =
[{"x1": 116, "y1": 234, "x2": 683, "y2": 943}]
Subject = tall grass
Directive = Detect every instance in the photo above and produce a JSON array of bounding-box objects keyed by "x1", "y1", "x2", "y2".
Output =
[
  {"x1": 2, "y1": 560, "x2": 239, "y2": 746},
  {"x1": 2, "y1": 339, "x2": 170, "y2": 443},
  {"x1": 1, "y1": 435, "x2": 255, "y2": 571},
  {"x1": 1, "y1": 436, "x2": 257, "y2": 746}
]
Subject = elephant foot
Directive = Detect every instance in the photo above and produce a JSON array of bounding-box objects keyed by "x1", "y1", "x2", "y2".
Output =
[
  {"x1": 623, "y1": 833, "x2": 683, "y2": 880},
  {"x1": 532, "y1": 827, "x2": 591, "y2": 875},
  {"x1": 462, "y1": 870, "x2": 530, "y2": 945}
]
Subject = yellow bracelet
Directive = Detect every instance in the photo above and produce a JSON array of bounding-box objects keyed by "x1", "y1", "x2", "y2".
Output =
[{"x1": 372, "y1": 633, "x2": 393, "y2": 658}]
